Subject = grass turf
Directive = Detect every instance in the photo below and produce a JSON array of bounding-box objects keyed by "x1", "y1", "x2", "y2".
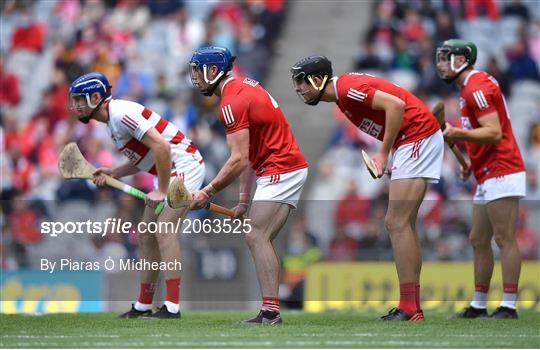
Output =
[{"x1": 1, "y1": 311, "x2": 539, "y2": 348}]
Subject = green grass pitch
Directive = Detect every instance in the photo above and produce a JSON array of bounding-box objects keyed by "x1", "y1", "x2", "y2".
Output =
[{"x1": 1, "y1": 311, "x2": 539, "y2": 348}]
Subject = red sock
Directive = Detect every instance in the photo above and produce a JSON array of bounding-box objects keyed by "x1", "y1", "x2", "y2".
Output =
[
  {"x1": 262, "y1": 296, "x2": 280, "y2": 314},
  {"x1": 166, "y1": 278, "x2": 180, "y2": 304},
  {"x1": 503, "y1": 283, "x2": 518, "y2": 294},
  {"x1": 415, "y1": 284, "x2": 421, "y2": 311},
  {"x1": 398, "y1": 283, "x2": 417, "y2": 315},
  {"x1": 138, "y1": 283, "x2": 155, "y2": 304},
  {"x1": 475, "y1": 283, "x2": 489, "y2": 293}
]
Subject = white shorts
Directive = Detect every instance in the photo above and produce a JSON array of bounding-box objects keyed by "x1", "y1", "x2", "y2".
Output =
[
  {"x1": 253, "y1": 167, "x2": 308, "y2": 209},
  {"x1": 153, "y1": 161, "x2": 205, "y2": 192},
  {"x1": 389, "y1": 130, "x2": 443, "y2": 184},
  {"x1": 473, "y1": 171, "x2": 526, "y2": 205}
]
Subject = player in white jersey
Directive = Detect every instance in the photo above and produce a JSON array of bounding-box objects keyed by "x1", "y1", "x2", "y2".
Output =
[{"x1": 69, "y1": 72, "x2": 204, "y2": 319}]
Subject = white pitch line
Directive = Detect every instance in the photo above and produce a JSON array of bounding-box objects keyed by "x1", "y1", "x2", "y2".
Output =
[{"x1": 2, "y1": 334, "x2": 120, "y2": 339}]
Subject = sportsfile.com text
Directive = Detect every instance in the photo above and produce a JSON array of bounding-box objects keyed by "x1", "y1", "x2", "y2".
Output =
[{"x1": 40, "y1": 218, "x2": 252, "y2": 237}]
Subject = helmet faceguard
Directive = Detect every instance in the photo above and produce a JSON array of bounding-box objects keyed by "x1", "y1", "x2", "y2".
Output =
[
  {"x1": 69, "y1": 73, "x2": 112, "y2": 123},
  {"x1": 189, "y1": 46, "x2": 236, "y2": 96},
  {"x1": 436, "y1": 39, "x2": 477, "y2": 84},
  {"x1": 291, "y1": 55, "x2": 333, "y2": 105}
]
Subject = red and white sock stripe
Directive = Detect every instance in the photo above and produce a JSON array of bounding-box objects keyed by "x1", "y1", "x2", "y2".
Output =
[{"x1": 262, "y1": 297, "x2": 280, "y2": 313}]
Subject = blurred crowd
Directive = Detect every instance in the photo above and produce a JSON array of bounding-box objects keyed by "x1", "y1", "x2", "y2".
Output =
[
  {"x1": 1, "y1": 0, "x2": 539, "y2": 283},
  {"x1": 0, "y1": 0, "x2": 287, "y2": 269}
]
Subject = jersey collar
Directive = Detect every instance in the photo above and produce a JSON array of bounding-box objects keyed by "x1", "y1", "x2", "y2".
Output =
[
  {"x1": 463, "y1": 70, "x2": 480, "y2": 87},
  {"x1": 220, "y1": 76, "x2": 235, "y2": 94},
  {"x1": 105, "y1": 98, "x2": 113, "y2": 124},
  {"x1": 331, "y1": 77, "x2": 338, "y2": 101}
]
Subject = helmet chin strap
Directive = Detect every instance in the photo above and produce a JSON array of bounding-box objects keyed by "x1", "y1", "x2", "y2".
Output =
[
  {"x1": 78, "y1": 95, "x2": 110, "y2": 123},
  {"x1": 450, "y1": 54, "x2": 469, "y2": 74},
  {"x1": 306, "y1": 75, "x2": 329, "y2": 105},
  {"x1": 443, "y1": 55, "x2": 469, "y2": 84},
  {"x1": 203, "y1": 64, "x2": 225, "y2": 85},
  {"x1": 442, "y1": 55, "x2": 469, "y2": 84},
  {"x1": 201, "y1": 64, "x2": 226, "y2": 96}
]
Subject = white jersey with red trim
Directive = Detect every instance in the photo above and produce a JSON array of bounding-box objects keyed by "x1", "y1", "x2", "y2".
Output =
[{"x1": 106, "y1": 99, "x2": 203, "y2": 176}]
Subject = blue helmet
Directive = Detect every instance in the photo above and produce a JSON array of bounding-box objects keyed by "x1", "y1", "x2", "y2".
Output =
[
  {"x1": 69, "y1": 72, "x2": 112, "y2": 123},
  {"x1": 189, "y1": 46, "x2": 235, "y2": 96}
]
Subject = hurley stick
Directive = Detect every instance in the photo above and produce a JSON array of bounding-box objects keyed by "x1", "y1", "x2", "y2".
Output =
[{"x1": 58, "y1": 142, "x2": 164, "y2": 215}]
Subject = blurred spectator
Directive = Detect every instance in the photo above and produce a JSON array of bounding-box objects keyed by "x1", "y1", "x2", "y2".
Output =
[
  {"x1": 8, "y1": 198, "x2": 42, "y2": 245},
  {"x1": 114, "y1": 60, "x2": 154, "y2": 103},
  {"x1": 148, "y1": 0, "x2": 184, "y2": 18},
  {"x1": 503, "y1": 0, "x2": 530, "y2": 23},
  {"x1": 249, "y1": 0, "x2": 287, "y2": 51},
  {"x1": 401, "y1": 8, "x2": 426, "y2": 43},
  {"x1": 334, "y1": 181, "x2": 370, "y2": 238},
  {"x1": 84, "y1": 235, "x2": 128, "y2": 272},
  {"x1": 434, "y1": 10, "x2": 459, "y2": 46},
  {"x1": 506, "y1": 38, "x2": 540, "y2": 83},
  {"x1": 391, "y1": 34, "x2": 418, "y2": 71},
  {"x1": 1, "y1": 226, "x2": 19, "y2": 270},
  {"x1": 529, "y1": 19, "x2": 540, "y2": 63},
  {"x1": 7, "y1": 143, "x2": 35, "y2": 194},
  {"x1": 354, "y1": 39, "x2": 387, "y2": 71},
  {"x1": 327, "y1": 226, "x2": 359, "y2": 261},
  {"x1": 516, "y1": 208, "x2": 538, "y2": 259},
  {"x1": 464, "y1": 0, "x2": 500, "y2": 22},
  {"x1": 10, "y1": 7, "x2": 46, "y2": 52},
  {"x1": 109, "y1": 0, "x2": 151, "y2": 35},
  {"x1": 525, "y1": 122, "x2": 540, "y2": 199},
  {"x1": 281, "y1": 215, "x2": 322, "y2": 308},
  {"x1": 486, "y1": 56, "x2": 511, "y2": 95},
  {"x1": 0, "y1": 54, "x2": 20, "y2": 107},
  {"x1": 416, "y1": 54, "x2": 443, "y2": 95}
]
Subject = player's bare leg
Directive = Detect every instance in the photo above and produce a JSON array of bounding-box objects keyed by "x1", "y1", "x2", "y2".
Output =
[
  {"x1": 470, "y1": 204, "x2": 495, "y2": 289},
  {"x1": 487, "y1": 197, "x2": 521, "y2": 318},
  {"x1": 144, "y1": 205, "x2": 187, "y2": 318},
  {"x1": 118, "y1": 205, "x2": 160, "y2": 318},
  {"x1": 380, "y1": 178, "x2": 427, "y2": 321},
  {"x1": 119, "y1": 205, "x2": 187, "y2": 319},
  {"x1": 456, "y1": 204, "x2": 493, "y2": 318},
  {"x1": 242, "y1": 201, "x2": 291, "y2": 325}
]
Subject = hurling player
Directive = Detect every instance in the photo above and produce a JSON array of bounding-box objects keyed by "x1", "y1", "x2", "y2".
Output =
[
  {"x1": 188, "y1": 46, "x2": 308, "y2": 325},
  {"x1": 291, "y1": 55, "x2": 444, "y2": 321},
  {"x1": 69, "y1": 72, "x2": 205, "y2": 319},
  {"x1": 436, "y1": 39, "x2": 525, "y2": 319}
]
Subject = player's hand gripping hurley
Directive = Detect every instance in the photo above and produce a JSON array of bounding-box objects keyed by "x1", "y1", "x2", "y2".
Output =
[{"x1": 166, "y1": 177, "x2": 235, "y2": 217}]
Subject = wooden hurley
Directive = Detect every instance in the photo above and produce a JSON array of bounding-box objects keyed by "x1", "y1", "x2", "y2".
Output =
[
  {"x1": 361, "y1": 150, "x2": 380, "y2": 179},
  {"x1": 58, "y1": 142, "x2": 164, "y2": 215},
  {"x1": 167, "y1": 177, "x2": 235, "y2": 217},
  {"x1": 431, "y1": 101, "x2": 469, "y2": 169}
]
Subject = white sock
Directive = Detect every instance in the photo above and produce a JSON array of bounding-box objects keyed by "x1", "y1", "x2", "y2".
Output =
[
  {"x1": 165, "y1": 300, "x2": 179, "y2": 314},
  {"x1": 500, "y1": 293, "x2": 517, "y2": 309},
  {"x1": 134, "y1": 301, "x2": 152, "y2": 312},
  {"x1": 470, "y1": 291, "x2": 488, "y2": 309}
]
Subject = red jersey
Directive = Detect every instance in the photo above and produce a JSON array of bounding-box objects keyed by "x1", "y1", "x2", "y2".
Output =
[
  {"x1": 219, "y1": 77, "x2": 307, "y2": 176},
  {"x1": 459, "y1": 70, "x2": 525, "y2": 183},
  {"x1": 334, "y1": 73, "x2": 440, "y2": 149}
]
